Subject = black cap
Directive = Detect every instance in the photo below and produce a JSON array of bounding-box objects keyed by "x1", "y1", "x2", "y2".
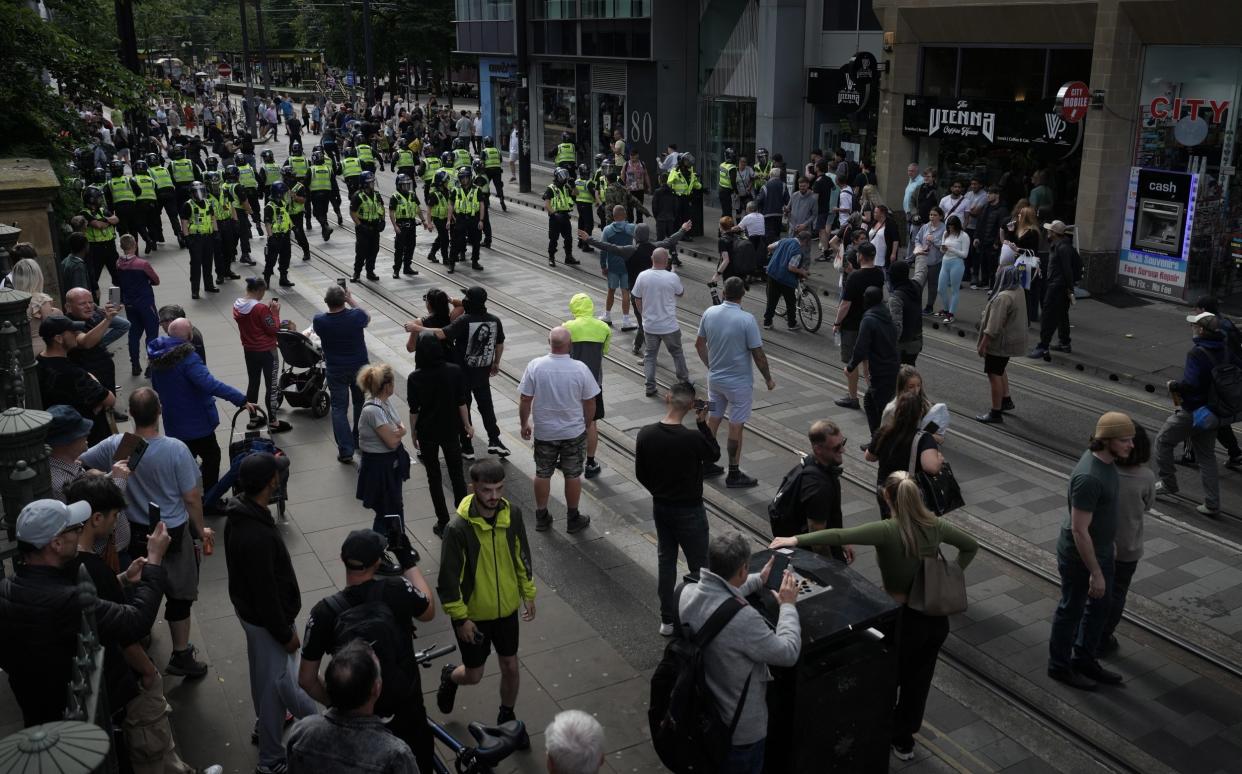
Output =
[
  {"x1": 237, "y1": 452, "x2": 289, "y2": 492},
  {"x1": 463, "y1": 286, "x2": 487, "y2": 305},
  {"x1": 341, "y1": 529, "x2": 386, "y2": 570},
  {"x1": 38, "y1": 315, "x2": 86, "y2": 339}
]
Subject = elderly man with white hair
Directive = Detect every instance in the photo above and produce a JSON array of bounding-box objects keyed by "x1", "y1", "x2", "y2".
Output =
[{"x1": 545, "y1": 710, "x2": 605, "y2": 774}]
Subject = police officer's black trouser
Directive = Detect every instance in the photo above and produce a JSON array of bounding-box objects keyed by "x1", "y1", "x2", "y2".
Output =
[
  {"x1": 264, "y1": 232, "x2": 292, "y2": 282},
  {"x1": 214, "y1": 220, "x2": 237, "y2": 279},
  {"x1": 548, "y1": 212, "x2": 573, "y2": 260},
  {"x1": 186, "y1": 234, "x2": 214, "y2": 294},
  {"x1": 394, "y1": 223, "x2": 416, "y2": 271},
  {"x1": 353, "y1": 223, "x2": 380, "y2": 277},
  {"x1": 311, "y1": 191, "x2": 333, "y2": 233},
  {"x1": 429, "y1": 218, "x2": 449, "y2": 262},
  {"x1": 157, "y1": 191, "x2": 180, "y2": 242},
  {"x1": 451, "y1": 217, "x2": 481, "y2": 266},
  {"x1": 290, "y1": 213, "x2": 310, "y2": 259},
  {"x1": 576, "y1": 203, "x2": 594, "y2": 249},
  {"x1": 486, "y1": 168, "x2": 505, "y2": 206}
]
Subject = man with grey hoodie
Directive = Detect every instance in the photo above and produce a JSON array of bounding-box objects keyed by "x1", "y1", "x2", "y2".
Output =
[{"x1": 678, "y1": 532, "x2": 800, "y2": 772}]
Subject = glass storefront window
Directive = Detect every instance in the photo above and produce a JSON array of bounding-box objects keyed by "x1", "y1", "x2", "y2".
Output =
[
  {"x1": 702, "y1": 98, "x2": 756, "y2": 193},
  {"x1": 455, "y1": 0, "x2": 513, "y2": 20},
  {"x1": 536, "y1": 0, "x2": 577, "y2": 19},
  {"x1": 593, "y1": 93, "x2": 625, "y2": 159},
  {"x1": 582, "y1": 0, "x2": 650, "y2": 17},
  {"x1": 541, "y1": 88, "x2": 576, "y2": 163},
  {"x1": 540, "y1": 62, "x2": 576, "y2": 87},
  {"x1": 959, "y1": 48, "x2": 1046, "y2": 102},
  {"x1": 920, "y1": 47, "x2": 957, "y2": 99},
  {"x1": 822, "y1": 0, "x2": 880, "y2": 31}
]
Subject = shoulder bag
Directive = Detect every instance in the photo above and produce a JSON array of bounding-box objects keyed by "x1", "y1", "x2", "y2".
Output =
[
  {"x1": 907, "y1": 523, "x2": 968, "y2": 616},
  {"x1": 908, "y1": 431, "x2": 965, "y2": 516}
]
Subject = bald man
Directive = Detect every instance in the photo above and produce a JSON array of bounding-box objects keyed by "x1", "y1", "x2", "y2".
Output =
[
  {"x1": 64, "y1": 287, "x2": 131, "y2": 420},
  {"x1": 518, "y1": 326, "x2": 600, "y2": 534}
]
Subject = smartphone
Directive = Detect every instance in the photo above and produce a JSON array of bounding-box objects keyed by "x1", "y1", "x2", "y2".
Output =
[
  {"x1": 336, "y1": 277, "x2": 347, "y2": 287},
  {"x1": 107, "y1": 286, "x2": 121, "y2": 307},
  {"x1": 270, "y1": 295, "x2": 278, "y2": 301},
  {"x1": 924, "y1": 421, "x2": 941, "y2": 435},
  {"x1": 127, "y1": 437, "x2": 149, "y2": 471},
  {"x1": 766, "y1": 553, "x2": 791, "y2": 591},
  {"x1": 148, "y1": 502, "x2": 161, "y2": 524}
]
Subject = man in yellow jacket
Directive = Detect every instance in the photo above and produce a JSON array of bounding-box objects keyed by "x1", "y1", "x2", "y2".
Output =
[{"x1": 436, "y1": 460, "x2": 535, "y2": 744}]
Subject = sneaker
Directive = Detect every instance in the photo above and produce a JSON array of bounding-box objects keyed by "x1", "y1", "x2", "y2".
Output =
[
  {"x1": 584, "y1": 460, "x2": 602, "y2": 479},
  {"x1": 725, "y1": 470, "x2": 758, "y2": 488},
  {"x1": 432, "y1": 521, "x2": 447, "y2": 538},
  {"x1": 659, "y1": 622, "x2": 675, "y2": 637},
  {"x1": 621, "y1": 317, "x2": 637, "y2": 332},
  {"x1": 1154, "y1": 480, "x2": 1179, "y2": 499},
  {"x1": 166, "y1": 645, "x2": 209, "y2": 678},
  {"x1": 566, "y1": 513, "x2": 591, "y2": 534},
  {"x1": 487, "y1": 440, "x2": 511, "y2": 457},
  {"x1": 366, "y1": 273, "x2": 381, "y2": 281},
  {"x1": 943, "y1": 313, "x2": 955, "y2": 324},
  {"x1": 131, "y1": 364, "x2": 142, "y2": 377},
  {"x1": 1197, "y1": 503, "x2": 1222, "y2": 518},
  {"x1": 337, "y1": 453, "x2": 354, "y2": 464},
  {"x1": 922, "y1": 306, "x2": 934, "y2": 315},
  {"x1": 1226, "y1": 454, "x2": 1242, "y2": 470},
  {"x1": 255, "y1": 763, "x2": 288, "y2": 774},
  {"x1": 975, "y1": 410, "x2": 1003, "y2": 424},
  {"x1": 969, "y1": 283, "x2": 979, "y2": 290},
  {"x1": 1050, "y1": 342, "x2": 1072, "y2": 353},
  {"x1": 436, "y1": 664, "x2": 459, "y2": 714},
  {"x1": 392, "y1": 270, "x2": 401, "y2": 279},
  {"x1": 834, "y1": 396, "x2": 860, "y2": 409},
  {"x1": 1071, "y1": 658, "x2": 1123, "y2": 685},
  {"x1": 599, "y1": 313, "x2": 614, "y2": 327},
  {"x1": 702, "y1": 463, "x2": 725, "y2": 478},
  {"x1": 1047, "y1": 666, "x2": 1097, "y2": 691},
  {"x1": 1027, "y1": 346, "x2": 1049, "y2": 359},
  {"x1": 787, "y1": 322, "x2": 800, "y2": 331},
  {"x1": 462, "y1": 443, "x2": 476, "y2": 461},
  {"x1": 645, "y1": 386, "x2": 658, "y2": 397},
  {"x1": 763, "y1": 321, "x2": 775, "y2": 330},
  {"x1": 565, "y1": 257, "x2": 581, "y2": 266},
  {"x1": 535, "y1": 510, "x2": 553, "y2": 532},
  {"x1": 891, "y1": 743, "x2": 915, "y2": 762},
  {"x1": 1001, "y1": 396, "x2": 1016, "y2": 412}
]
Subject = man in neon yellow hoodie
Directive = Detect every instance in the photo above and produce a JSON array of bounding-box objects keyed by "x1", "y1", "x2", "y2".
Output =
[
  {"x1": 436, "y1": 459, "x2": 536, "y2": 743},
  {"x1": 564, "y1": 292, "x2": 612, "y2": 480}
]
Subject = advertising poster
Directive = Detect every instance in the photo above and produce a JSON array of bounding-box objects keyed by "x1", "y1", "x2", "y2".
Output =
[{"x1": 1118, "y1": 167, "x2": 1197, "y2": 300}]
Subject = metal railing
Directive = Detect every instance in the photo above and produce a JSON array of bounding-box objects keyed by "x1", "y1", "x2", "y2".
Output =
[{"x1": 63, "y1": 563, "x2": 117, "y2": 771}]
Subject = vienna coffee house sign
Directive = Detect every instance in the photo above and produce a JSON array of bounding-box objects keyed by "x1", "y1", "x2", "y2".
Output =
[{"x1": 927, "y1": 104, "x2": 997, "y2": 142}]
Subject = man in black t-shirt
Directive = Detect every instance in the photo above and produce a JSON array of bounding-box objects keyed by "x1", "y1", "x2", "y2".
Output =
[
  {"x1": 36, "y1": 315, "x2": 116, "y2": 445},
  {"x1": 811, "y1": 159, "x2": 835, "y2": 258},
  {"x1": 299, "y1": 529, "x2": 436, "y2": 774},
  {"x1": 793, "y1": 420, "x2": 851, "y2": 563},
  {"x1": 832, "y1": 243, "x2": 885, "y2": 410}
]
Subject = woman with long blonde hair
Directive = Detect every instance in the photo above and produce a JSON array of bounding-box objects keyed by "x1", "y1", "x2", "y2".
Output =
[
  {"x1": 353, "y1": 363, "x2": 411, "y2": 552},
  {"x1": 770, "y1": 471, "x2": 978, "y2": 762}
]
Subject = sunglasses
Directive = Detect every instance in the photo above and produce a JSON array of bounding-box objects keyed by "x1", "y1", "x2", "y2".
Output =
[{"x1": 59, "y1": 523, "x2": 85, "y2": 537}]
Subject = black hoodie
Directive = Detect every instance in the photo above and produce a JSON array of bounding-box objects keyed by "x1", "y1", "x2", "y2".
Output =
[
  {"x1": 224, "y1": 495, "x2": 301, "y2": 644},
  {"x1": 407, "y1": 331, "x2": 468, "y2": 437},
  {"x1": 848, "y1": 301, "x2": 900, "y2": 390}
]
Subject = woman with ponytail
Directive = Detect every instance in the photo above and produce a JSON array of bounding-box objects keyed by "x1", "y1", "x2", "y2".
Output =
[{"x1": 769, "y1": 471, "x2": 978, "y2": 762}]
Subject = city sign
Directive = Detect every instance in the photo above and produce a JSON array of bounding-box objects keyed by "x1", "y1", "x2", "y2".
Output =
[
  {"x1": 1149, "y1": 96, "x2": 1231, "y2": 125},
  {"x1": 1056, "y1": 81, "x2": 1090, "y2": 123}
]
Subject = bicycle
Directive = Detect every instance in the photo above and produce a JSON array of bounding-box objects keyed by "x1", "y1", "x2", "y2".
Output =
[
  {"x1": 414, "y1": 643, "x2": 527, "y2": 774},
  {"x1": 775, "y1": 277, "x2": 823, "y2": 333}
]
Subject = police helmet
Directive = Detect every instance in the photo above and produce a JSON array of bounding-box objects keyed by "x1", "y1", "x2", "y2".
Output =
[
  {"x1": 109, "y1": 159, "x2": 125, "y2": 177},
  {"x1": 755, "y1": 147, "x2": 769, "y2": 162},
  {"x1": 169, "y1": 145, "x2": 185, "y2": 160},
  {"x1": 344, "y1": 146, "x2": 358, "y2": 158},
  {"x1": 290, "y1": 141, "x2": 303, "y2": 155},
  {"x1": 311, "y1": 149, "x2": 325, "y2": 165},
  {"x1": 561, "y1": 132, "x2": 572, "y2": 143},
  {"x1": 67, "y1": 161, "x2": 79, "y2": 179},
  {"x1": 472, "y1": 159, "x2": 486, "y2": 175},
  {"x1": 440, "y1": 151, "x2": 453, "y2": 167},
  {"x1": 189, "y1": 181, "x2": 207, "y2": 202},
  {"x1": 205, "y1": 156, "x2": 220, "y2": 171},
  {"x1": 680, "y1": 152, "x2": 695, "y2": 168},
  {"x1": 351, "y1": 132, "x2": 364, "y2": 145},
  {"x1": 84, "y1": 185, "x2": 105, "y2": 207},
  {"x1": 92, "y1": 167, "x2": 108, "y2": 184},
  {"x1": 134, "y1": 159, "x2": 149, "y2": 175},
  {"x1": 724, "y1": 147, "x2": 737, "y2": 163},
  {"x1": 577, "y1": 163, "x2": 589, "y2": 179},
  {"x1": 433, "y1": 169, "x2": 449, "y2": 186},
  {"x1": 452, "y1": 137, "x2": 466, "y2": 150},
  {"x1": 483, "y1": 136, "x2": 494, "y2": 148},
  {"x1": 360, "y1": 171, "x2": 375, "y2": 189},
  {"x1": 145, "y1": 152, "x2": 161, "y2": 167},
  {"x1": 554, "y1": 168, "x2": 572, "y2": 184},
  {"x1": 395, "y1": 174, "x2": 413, "y2": 194},
  {"x1": 594, "y1": 153, "x2": 606, "y2": 167},
  {"x1": 233, "y1": 150, "x2": 246, "y2": 165},
  {"x1": 457, "y1": 166, "x2": 473, "y2": 182},
  {"x1": 204, "y1": 171, "x2": 222, "y2": 192},
  {"x1": 269, "y1": 181, "x2": 288, "y2": 201},
  {"x1": 261, "y1": 149, "x2": 275, "y2": 163},
  {"x1": 223, "y1": 164, "x2": 239, "y2": 182},
  {"x1": 281, "y1": 164, "x2": 296, "y2": 181}
]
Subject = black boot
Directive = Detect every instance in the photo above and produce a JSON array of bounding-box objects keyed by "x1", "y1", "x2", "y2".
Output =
[
  {"x1": 279, "y1": 275, "x2": 295, "y2": 287},
  {"x1": 975, "y1": 409, "x2": 1003, "y2": 424}
]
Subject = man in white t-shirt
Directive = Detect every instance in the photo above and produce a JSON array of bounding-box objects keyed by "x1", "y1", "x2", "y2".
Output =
[
  {"x1": 738, "y1": 201, "x2": 766, "y2": 240},
  {"x1": 938, "y1": 179, "x2": 966, "y2": 226},
  {"x1": 519, "y1": 327, "x2": 599, "y2": 535},
  {"x1": 631, "y1": 249, "x2": 691, "y2": 396},
  {"x1": 837, "y1": 184, "x2": 855, "y2": 229}
]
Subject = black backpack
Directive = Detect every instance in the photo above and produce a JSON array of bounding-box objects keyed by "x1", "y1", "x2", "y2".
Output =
[
  {"x1": 324, "y1": 582, "x2": 412, "y2": 685},
  {"x1": 649, "y1": 594, "x2": 750, "y2": 774},
  {"x1": 768, "y1": 457, "x2": 809, "y2": 537},
  {"x1": 1069, "y1": 245, "x2": 1084, "y2": 284},
  {"x1": 1201, "y1": 346, "x2": 1242, "y2": 424},
  {"x1": 728, "y1": 237, "x2": 758, "y2": 278}
]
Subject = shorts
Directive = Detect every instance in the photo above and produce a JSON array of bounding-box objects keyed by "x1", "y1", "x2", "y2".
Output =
[
  {"x1": 708, "y1": 385, "x2": 753, "y2": 425},
  {"x1": 593, "y1": 390, "x2": 606, "y2": 421},
  {"x1": 984, "y1": 354, "x2": 1010, "y2": 376},
  {"x1": 458, "y1": 612, "x2": 520, "y2": 669},
  {"x1": 814, "y1": 212, "x2": 830, "y2": 232},
  {"x1": 839, "y1": 329, "x2": 859, "y2": 364},
  {"x1": 533, "y1": 433, "x2": 587, "y2": 478},
  {"x1": 607, "y1": 269, "x2": 629, "y2": 289}
]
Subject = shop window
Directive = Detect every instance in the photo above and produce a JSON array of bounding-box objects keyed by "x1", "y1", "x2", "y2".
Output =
[
  {"x1": 1046, "y1": 48, "x2": 1092, "y2": 97},
  {"x1": 920, "y1": 47, "x2": 957, "y2": 99},
  {"x1": 541, "y1": 88, "x2": 576, "y2": 163},
  {"x1": 822, "y1": 0, "x2": 881, "y2": 32},
  {"x1": 959, "y1": 47, "x2": 1045, "y2": 102}
]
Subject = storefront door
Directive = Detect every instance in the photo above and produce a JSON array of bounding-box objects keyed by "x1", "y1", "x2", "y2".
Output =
[
  {"x1": 593, "y1": 92, "x2": 626, "y2": 162},
  {"x1": 702, "y1": 98, "x2": 756, "y2": 193}
]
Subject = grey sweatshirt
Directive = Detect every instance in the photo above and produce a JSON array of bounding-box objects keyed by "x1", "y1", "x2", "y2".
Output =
[
  {"x1": 677, "y1": 569, "x2": 801, "y2": 745},
  {"x1": 788, "y1": 190, "x2": 817, "y2": 233}
]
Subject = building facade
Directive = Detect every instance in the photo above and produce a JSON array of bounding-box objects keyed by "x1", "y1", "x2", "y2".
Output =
[{"x1": 872, "y1": 0, "x2": 1242, "y2": 302}]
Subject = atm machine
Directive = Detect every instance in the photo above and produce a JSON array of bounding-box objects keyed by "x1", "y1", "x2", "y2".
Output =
[{"x1": 748, "y1": 547, "x2": 902, "y2": 774}]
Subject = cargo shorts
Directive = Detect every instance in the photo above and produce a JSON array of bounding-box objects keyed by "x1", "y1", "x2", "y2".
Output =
[{"x1": 533, "y1": 433, "x2": 588, "y2": 478}]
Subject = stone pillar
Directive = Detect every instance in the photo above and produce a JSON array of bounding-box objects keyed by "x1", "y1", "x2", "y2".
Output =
[
  {"x1": 0, "y1": 407, "x2": 53, "y2": 539},
  {"x1": 755, "y1": 0, "x2": 806, "y2": 160},
  {"x1": 1072, "y1": 0, "x2": 1141, "y2": 295},
  {"x1": 873, "y1": 4, "x2": 919, "y2": 209},
  {"x1": 0, "y1": 159, "x2": 63, "y2": 303}
]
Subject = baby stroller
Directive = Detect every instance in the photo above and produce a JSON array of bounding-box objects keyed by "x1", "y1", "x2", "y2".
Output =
[
  {"x1": 204, "y1": 407, "x2": 290, "y2": 518},
  {"x1": 277, "y1": 329, "x2": 330, "y2": 418}
]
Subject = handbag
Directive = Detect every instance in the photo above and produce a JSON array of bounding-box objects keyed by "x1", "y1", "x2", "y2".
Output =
[
  {"x1": 907, "y1": 525, "x2": 968, "y2": 616},
  {"x1": 908, "y1": 432, "x2": 965, "y2": 516}
]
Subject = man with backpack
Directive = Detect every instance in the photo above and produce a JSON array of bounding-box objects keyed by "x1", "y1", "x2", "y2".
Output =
[
  {"x1": 769, "y1": 421, "x2": 851, "y2": 564},
  {"x1": 299, "y1": 528, "x2": 436, "y2": 774},
  {"x1": 670, "y1": 532, "x2": 800, "y2": 773},
  {"x1": 1028, "y1": 220, "x2": 1077, "y2": 359},
  {"x1": 1155, "y1": 312, "x2": 1242, "y2": 517},
  {"x1": 224, "y1": 452, "x2": 318, "y2": 774},
  {"x1": 1191, "y1": 297, "x2": 1242, "y2": 470}
]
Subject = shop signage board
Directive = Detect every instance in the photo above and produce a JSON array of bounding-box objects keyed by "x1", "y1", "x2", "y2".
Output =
[
  {"x1": 901, "y1": 95, "x2": 1082, "y2": 150},
  {"x1": 807, "y1": 67, "x2": 877, "y2": 118},
  {"x1": 1118, "y1": 166, "x2": 1197, "y2": 300},
  {"x1": 1055, "y1": 81, "x2": 1090, "y2": 123}
]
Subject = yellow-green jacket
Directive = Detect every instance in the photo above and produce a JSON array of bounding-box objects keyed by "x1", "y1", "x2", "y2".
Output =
[{"x1": 437, "y1": 494, "x2": 536, "y2": 622}]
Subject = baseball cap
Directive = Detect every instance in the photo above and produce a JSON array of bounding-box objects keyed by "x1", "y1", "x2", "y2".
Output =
[
  {"x1": 1187, "y1": 311, "x2": 1216, "y2": 327},
  {"x1": 463, "y1": 286, "x2": 487, "y2": 305},
  {"x1": 38, "y1": 315, "x2": 87, "y2": 339},
  {"x1": 1043, "y1": 220, "x2": 1068, "y2": 235},
  {"x1": 341, "y1": 529, "x2": 386, "y2": 570},
  {"x1": 45, "y1": 405, "x2": 94, "y2": 446},
  {"x1": 16, "y1": 499, "x2": 92, "y2": 548},
  {"x1": 237, "y1": 452, "x2": 290, "y2": 492}
]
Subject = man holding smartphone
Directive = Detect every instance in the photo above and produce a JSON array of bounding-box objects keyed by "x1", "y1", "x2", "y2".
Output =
[{"x1": 635, "y1": 381, "x2": 721, "y2": 636}]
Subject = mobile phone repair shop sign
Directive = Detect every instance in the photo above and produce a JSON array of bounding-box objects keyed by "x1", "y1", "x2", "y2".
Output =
[
  {"x1": 901, "y1": 95, "x2": 1081, "y2": 149},
  {"x1": 1119, "y1": 167, "x2": 1197, "y2": 301}
]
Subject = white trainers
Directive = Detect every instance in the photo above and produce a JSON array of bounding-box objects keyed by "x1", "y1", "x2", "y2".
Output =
[
  {"x1": 621, "y1": 316, "x2": 637, "y2": 331},
  {"x1": 599, "y1": 312, "x2": 613, "y2": 326},
  {"x1": 659, "y1": 622, "x2": 675, "y2": 636}
]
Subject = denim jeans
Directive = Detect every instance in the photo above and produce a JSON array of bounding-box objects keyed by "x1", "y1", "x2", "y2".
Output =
[
  {"x1": 653, "y1": 502, "x2": 709, "y2": 624},
  {"x1": 327, "y1": 366, "x2": 364, "y2": 456},
  {"x1": 102, "y1": 314, "x2": 131, "y2": 348},
  {"x1": 1099, "y1": 559, "x2": 1138, "y2": 654},
  {"x1": 1048, "y1": 549, "x2": 1114, "y2": 671},
  {"x1": 723, "y1": 739, "x2": 765, "y2": 774}
]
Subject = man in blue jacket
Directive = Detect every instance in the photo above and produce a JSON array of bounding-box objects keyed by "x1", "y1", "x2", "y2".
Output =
[{"x1": 148, "y1": 317, "x2": 255, "y2": 507}]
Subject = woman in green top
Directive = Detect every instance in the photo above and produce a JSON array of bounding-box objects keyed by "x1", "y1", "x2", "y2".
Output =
[{"x1": 770, "y1": 471, "x2": 979, "y2": 762}]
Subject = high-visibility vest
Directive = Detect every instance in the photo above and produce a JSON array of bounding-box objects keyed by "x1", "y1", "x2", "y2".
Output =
[
  {"x1": 718, "y1": 162, "x2": 737, "y2": 189},
  {"x1": 341, "y1": 156, "x2": 362, "y2": 178},
  {"x1": 356, "y1": 144, "x2": 374, "y2": 163},
  {"x1": 574, "y1": 179, "x2": 595, "y2": 204},
  {"x1": 555, "y1": 142, "x2": 576, "y2": 165},
  {"x1": 211, "y1": 192, "x2": 234, "y2": 221},
  {"x1": 422, "y1": 157, "x2": 441, "y2": 183},
  {"x1": 226, "y1": 183, "x2": 246, "y2": 212},
  {"x1": 453, "y1": 148, "x2": 472, "y2": 169},
  {"x1": 150, "y1": 166, "x2": 174, "y2": 190},
  {"x1": 355, "y1": 191, "x2": 383, "y2": 221},
  {"x1": 186, "y1": 200, "x2": 213, "y2": 234},
  {"x1": 309, "y1": 164, "x2": 333, "y2": 192},
  {"x1": 395, "y1": 150, "x2": 414, "y2": 168},
  {"x1": 171, "y1": 158, "x2": 196, "y2": 183},
  {"x1": 237, "y1": 164, "x2": 259, "y2": 189},
  {"x1": 427, "y1": 189, "x2": 449, "y2": 219},
  {"x1": 263, "y1": 162, "x2": 282, "y2": 186},
  {"x1": 288, "y1": 183, "x2": 307, "y2": 215},
  {"x1": 547, "y1": 185, "x2": 573, "y2": 212},
  {"x1": 473, "y1": 174, "x2": 490, "y2": 194},
  {"x1": 753, "y1": 161, "x2": 771, "y2": 190},
  {"x1": 84, "y1": 209, "x2": 115, "y2": 243},
  {"x1": 288, "y1": 156, "x2": 309, "y2": 177},
  {"x1": 391, "y1": 192, "x2": 419, "y2": 221},
  {"x1": 668, "y1": 168, "x2": 699, "y2": 196},
  {"x1": 132, "y1": 175, "x2": 157, "y2": 202},
  {"x1": 454, "y1": 187, "x2": 480, "y2": 216},
  {"x1": 108, "y1": 177, "x2": 135, "y2": 204},
  {"x1": 483, "y1": 147, "x2": 501, "y2": 168},
  {"x1": 268, "y1": 202, "x2": 291, "y2": 233}
]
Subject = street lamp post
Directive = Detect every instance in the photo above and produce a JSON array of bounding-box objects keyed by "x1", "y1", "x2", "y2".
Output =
[
  {"x1": 238, "y1": 0, "x2": 257, "y2": 135},
  {"x1": 253, "y1": 0, "x2": 272, "y2": 99},
  {"x1": 361, "y1": 0, "x2": 375, "y2": 104}
]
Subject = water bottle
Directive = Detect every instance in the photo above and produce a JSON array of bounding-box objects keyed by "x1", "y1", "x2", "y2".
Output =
[
  {"x1": 708, "y1": 282, "x2": 722, "y2": 306},
  {"x1": 833, "y1": 330, "x2": 842, "y2": 348}
]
